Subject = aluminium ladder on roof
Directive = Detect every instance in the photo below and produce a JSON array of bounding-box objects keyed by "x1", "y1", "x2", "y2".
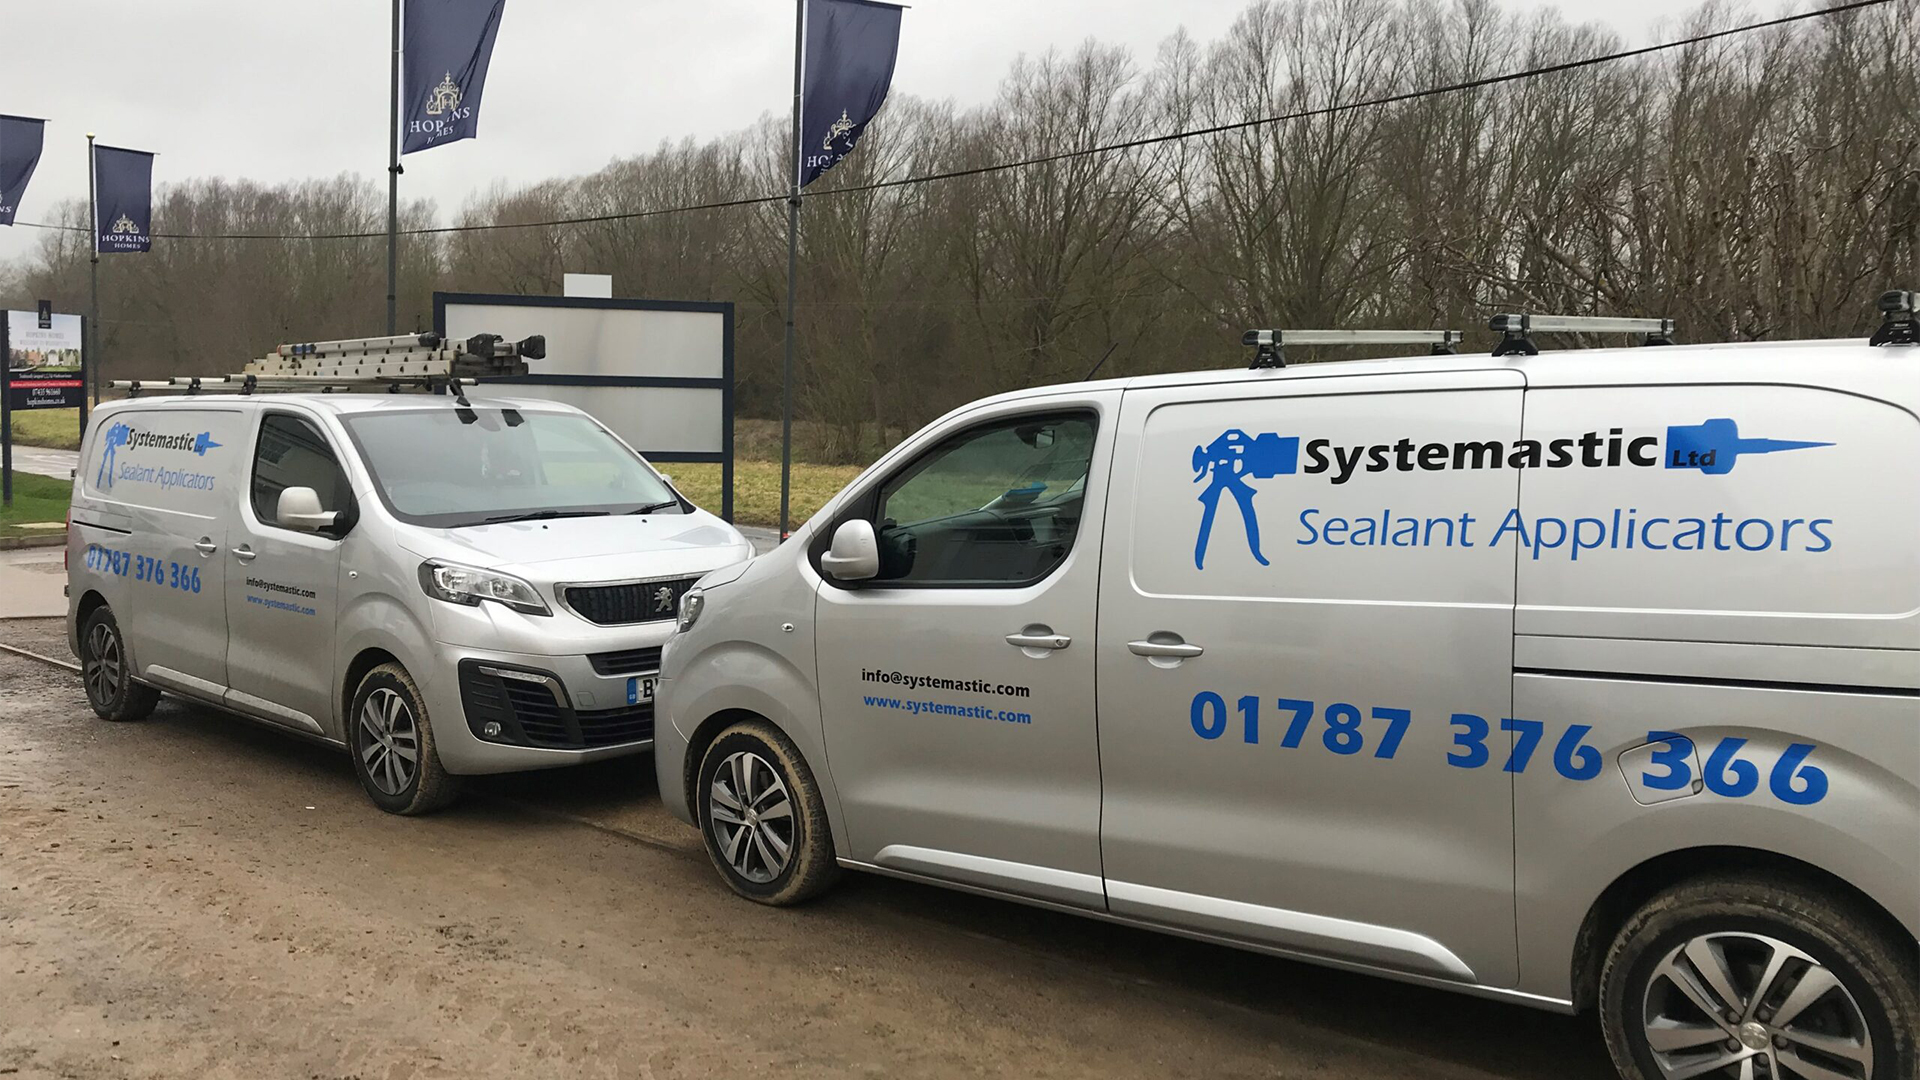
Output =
[{"x1": 109, "y1": 332, "x2": 545, "y2": 398}]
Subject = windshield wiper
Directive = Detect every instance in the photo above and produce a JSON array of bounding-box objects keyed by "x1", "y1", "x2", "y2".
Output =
[
  {"x1": 629, "y1": 500, "x2": 682, "y2": 515},
  {"x1": 476, "y1": 509, "x2": 612, "y2": 526}
]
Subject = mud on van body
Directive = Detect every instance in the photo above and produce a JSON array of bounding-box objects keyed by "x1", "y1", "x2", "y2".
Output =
[{"x1": 659, "y1": 332, "x2": 1919, "y2": 1080}]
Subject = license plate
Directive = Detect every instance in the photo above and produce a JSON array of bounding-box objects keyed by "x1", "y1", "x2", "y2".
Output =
[{"x1": 626, "y1": 676, "x2": 658, "y2": 705}]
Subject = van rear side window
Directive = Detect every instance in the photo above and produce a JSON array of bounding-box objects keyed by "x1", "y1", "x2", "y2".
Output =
[
  {"x1": 1130, "y1": 387, "x2": 1523, "y2": 606},
  {"x1": 82, "y1": 407, "x2": 244, "y2": 519}
]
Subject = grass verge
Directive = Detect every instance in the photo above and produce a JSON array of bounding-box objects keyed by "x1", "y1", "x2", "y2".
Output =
[
  {"x1": 669, "y1": 459, "x2": 864, "y2": 529},
  {"x1": 0, "y1": 470, "x2": 71, "y2": 537},
  {"x1": 6, "y1": 408, "x2": 84, "y2": 450}
]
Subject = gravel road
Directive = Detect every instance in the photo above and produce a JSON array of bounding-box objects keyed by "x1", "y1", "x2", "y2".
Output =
[{"x1": 0, "y1": 618, "x2": 1613, "y2": 1080}]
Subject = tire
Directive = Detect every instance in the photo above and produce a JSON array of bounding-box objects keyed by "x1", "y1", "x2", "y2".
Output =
[
  {"x1": 696, "y1": 719, "x2": 839, "y2": 905},
  {"x1": 1600, "y1": 874, "x2": 1917, "y2": 1080},
  {"x1": 80, "y1": 607, "x2": 159, "y2": 722},
  {"x1": 348, "y1": 662, "x2": 460, "y2": 816}
]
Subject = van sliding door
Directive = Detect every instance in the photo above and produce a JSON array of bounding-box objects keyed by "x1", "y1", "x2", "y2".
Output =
[{"x1": 1094, "y1": 370, "x2": 1526, "y2": 987}]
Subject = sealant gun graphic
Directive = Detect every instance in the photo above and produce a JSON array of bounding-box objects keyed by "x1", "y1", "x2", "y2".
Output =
[
  {"x1": 96, "y1": 422, "x2": 132, "y2": 489},
  {"x1": 1192, "y1": 430, "x2": 1299, "y2": 569},
  {"x1": 1663, "y1": 418, "x2": 1831, "y2": 475}
]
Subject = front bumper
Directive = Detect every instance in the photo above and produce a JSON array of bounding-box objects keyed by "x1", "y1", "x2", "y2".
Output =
[{"x1": 420, "y1": 636, "x2": 671, "y2": 775}]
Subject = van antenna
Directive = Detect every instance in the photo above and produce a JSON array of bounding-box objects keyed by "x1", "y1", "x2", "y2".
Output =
[{"x1": 1082, "y1": 343, "x2": 1119, "y2": 381}]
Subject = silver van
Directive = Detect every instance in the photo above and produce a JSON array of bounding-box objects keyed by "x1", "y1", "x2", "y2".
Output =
[
  {"x1": 657, "y1": 308, "x2": 1919, "y2": 1080},
  {"x1": 68, "y1": 388, "x2": 751, "y2": 814}
]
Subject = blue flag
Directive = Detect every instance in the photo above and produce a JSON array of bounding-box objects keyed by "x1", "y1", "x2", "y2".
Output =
[
  {"x1": 94, "y1": 145, "x2": 154, "y2": 254},
  {"x1": 403, "y1": 0, "x2": 507, "y2": 155},
  {"x1": 0, "y1": 115, "x2": 46, "y2": 227},
  {"x1": 800, "y1": 0, "x2": 903, "y2": 187}
]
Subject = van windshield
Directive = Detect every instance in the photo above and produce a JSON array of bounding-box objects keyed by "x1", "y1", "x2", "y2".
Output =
[{"x1": 342, "y1": 408, "x2": 682, "y2": 528}]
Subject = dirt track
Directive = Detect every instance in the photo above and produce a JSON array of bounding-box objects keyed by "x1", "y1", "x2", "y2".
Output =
[{"x1": 0, "y1": 617, "x2": 1613, "y2": 1080}]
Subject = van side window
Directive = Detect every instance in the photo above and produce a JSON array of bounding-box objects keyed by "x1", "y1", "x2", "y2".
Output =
[
  {"x1": 251, "y1": 414, "x2": 351, "y2": 529},
  {"x1": 867, "y1": 412, "x2": 1097, "y2": 586}
]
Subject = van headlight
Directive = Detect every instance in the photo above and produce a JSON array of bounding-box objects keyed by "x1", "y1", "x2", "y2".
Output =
[
  {"x1": 676, "y1": 587, "x2": 705, "y2": 633},
  {"x1": 418, "y1": 561, "x2": 551, "y2": 616}
]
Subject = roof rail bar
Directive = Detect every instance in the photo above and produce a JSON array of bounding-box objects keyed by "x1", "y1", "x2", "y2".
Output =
[
  {"x1": 1242, "y1": 328, "x2": 1462, "y2": 369},
  {"x1": 1489, "y1": 313, "x2": 1675, "y2": 357},
  {"x1": 1870, "y1": 290, "x2": 1916, "y2": 347}
]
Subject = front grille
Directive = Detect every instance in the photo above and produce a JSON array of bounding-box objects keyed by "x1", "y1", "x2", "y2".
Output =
[
  {"x1": 563, "y1": 577, "x2": 699, "y2": 626},
  {"x1": 588, "y1": 645, "x2": 663, "y2": 676},
  {"x1": 457, "y1": 661, "x2": 653, "y2": 751}
]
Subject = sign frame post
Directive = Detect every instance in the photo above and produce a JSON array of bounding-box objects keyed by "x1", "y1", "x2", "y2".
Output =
[{"x1": 2, "y1": 313, "x2": 12, "y2": 508}]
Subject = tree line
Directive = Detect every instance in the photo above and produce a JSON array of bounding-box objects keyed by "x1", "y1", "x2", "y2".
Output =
[{"x1": 4, "y1": 0, "x2": 1915, "y2": 462}]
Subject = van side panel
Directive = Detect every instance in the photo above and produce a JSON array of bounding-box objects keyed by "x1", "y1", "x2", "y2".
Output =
[
  {"x1": 1514, "y1": 384, "x2": 1920, "y2": 651},
  {"x1": 1508, "y1": 375, "x2": 1920, "y2": 997},
  {"x1": 75, "y1": 405, "x2": 248, "y2": 691},
  {"x1": 1097, "y1": 371, "x2": 1526, "y2": 987},
  {"x1": 1511, "y1": 673, "x2": 1920, "y2": 1000}
]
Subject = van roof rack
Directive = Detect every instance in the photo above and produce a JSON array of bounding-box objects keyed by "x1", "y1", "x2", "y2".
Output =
[
  {"x1": 113, "y1": 331, "x2": 545, "y2": 406},
  {"x1": 1241, "y1": 328, "x2": 1462, "y2": 369},
  {"x1": 1871, "y1": 290, "x2": 1917, "y2": 347},
  {"x1": 1489, "y1": 313, "x2": 1675, "y2": 357}
]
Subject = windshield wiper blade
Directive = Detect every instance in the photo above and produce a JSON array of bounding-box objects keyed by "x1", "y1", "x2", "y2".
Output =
[
  {"x1": 478, "y1": 509, "x2": 612, "y2": 525},
  {"x1": 629, "y1": 500, "x2": 681, "y2": 515}
]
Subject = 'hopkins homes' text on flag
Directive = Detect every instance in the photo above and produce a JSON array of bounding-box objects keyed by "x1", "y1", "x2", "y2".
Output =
[
  {"x1": 402, "y1": 0, "x2": 507, "y2": 154},
  {"x1": 94, "y1": 145, "x2": 154, "y2": 254},
  {"x1": 799, "y1": 0, "x2": 903, "y2": 188}
]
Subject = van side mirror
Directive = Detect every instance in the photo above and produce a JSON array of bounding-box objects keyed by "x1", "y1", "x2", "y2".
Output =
[
  {"x1": 277, "y1": 486, "x2": 339, "y2": 533},
  {"x1": 820, "y1": 519, "x2": 879, "y2": 581}
]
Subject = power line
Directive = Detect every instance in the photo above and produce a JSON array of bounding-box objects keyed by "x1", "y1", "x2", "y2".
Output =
[{"x1": 10, "y1": 0, "x2": 1891, "y2": 243}]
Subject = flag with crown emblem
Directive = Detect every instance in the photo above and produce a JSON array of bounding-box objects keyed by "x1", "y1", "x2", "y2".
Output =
[
  {"x1": 94, "y1": 145, "x2": 154, "y2": 253},
  {"x1": 402, "y1": 0, "x2": 507, "y2": 154},
  {"x1": 0, "y1": 115, "x2": 46, "y2": 227},
  {"x1": 799, "y1": 0, "x2": 903, "y2": 187}
]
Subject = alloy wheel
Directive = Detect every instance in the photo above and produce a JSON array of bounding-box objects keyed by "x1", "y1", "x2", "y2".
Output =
[
  {"x1": 358, "y1": 688, "x2": 420, "y2": 797},
  {"x1": 1641, "y1": 931, "x2": 1875, "y2": 1079},
  {"x1": 708, "y1": 750, "x2": 796, "y2": 884},
  {"x1": 85, "y1": 622, "x2": 122, "y2": 705}
]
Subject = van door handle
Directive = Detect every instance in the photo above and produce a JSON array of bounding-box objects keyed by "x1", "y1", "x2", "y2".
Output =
[
  {"x1": 193, "y1": 538, "x2": 218, "y2": 556},
  {"x1": 1005, "y1": 631, "x2": 1071, "y2": 651},
  {"x1": 231, "y1": 545, "x2": 257, "y2": 562},
  {"x1": 1128, "y1": 638, "x2": 1204, "y2": 659}
]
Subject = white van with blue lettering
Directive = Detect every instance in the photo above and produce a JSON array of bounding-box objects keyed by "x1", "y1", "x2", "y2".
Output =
[
  {"x1": 68, "y1": 333, "x2": 752, "y2": 815},
  {"x1": 656, "y1": 296, "x2": 1920, "y2": 1080}
]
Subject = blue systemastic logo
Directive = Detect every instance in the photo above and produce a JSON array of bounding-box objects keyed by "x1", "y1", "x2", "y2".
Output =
[
  {"x1": 1662, "y1": 419, "x2": 1831, "y2": 474},
  {"x1": 96, "y1": 422, "x2": 132, "y2": 489},
  {"x1": 1191, "y1": 430, "x2": 1299, "y2": 569},
  {"x1": 95, "y1": 423, "x2": 223, "y2": 491},
  {"x1": 1190, "y1": 418, "x2": 1834, "y2": 569}
]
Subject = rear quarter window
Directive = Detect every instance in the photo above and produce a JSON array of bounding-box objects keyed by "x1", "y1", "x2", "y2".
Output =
[
  {"x1": 81, "y1": 407, "x2": 245, "y2": 520},
  {"x1": 1129, "y1": 386, "x2": 1524, "y2": 605}
]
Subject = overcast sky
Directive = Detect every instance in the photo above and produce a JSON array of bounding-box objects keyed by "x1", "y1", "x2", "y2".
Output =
[{"x1": 1, "y1": 0, "x2": 1679, "y2": 266}]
